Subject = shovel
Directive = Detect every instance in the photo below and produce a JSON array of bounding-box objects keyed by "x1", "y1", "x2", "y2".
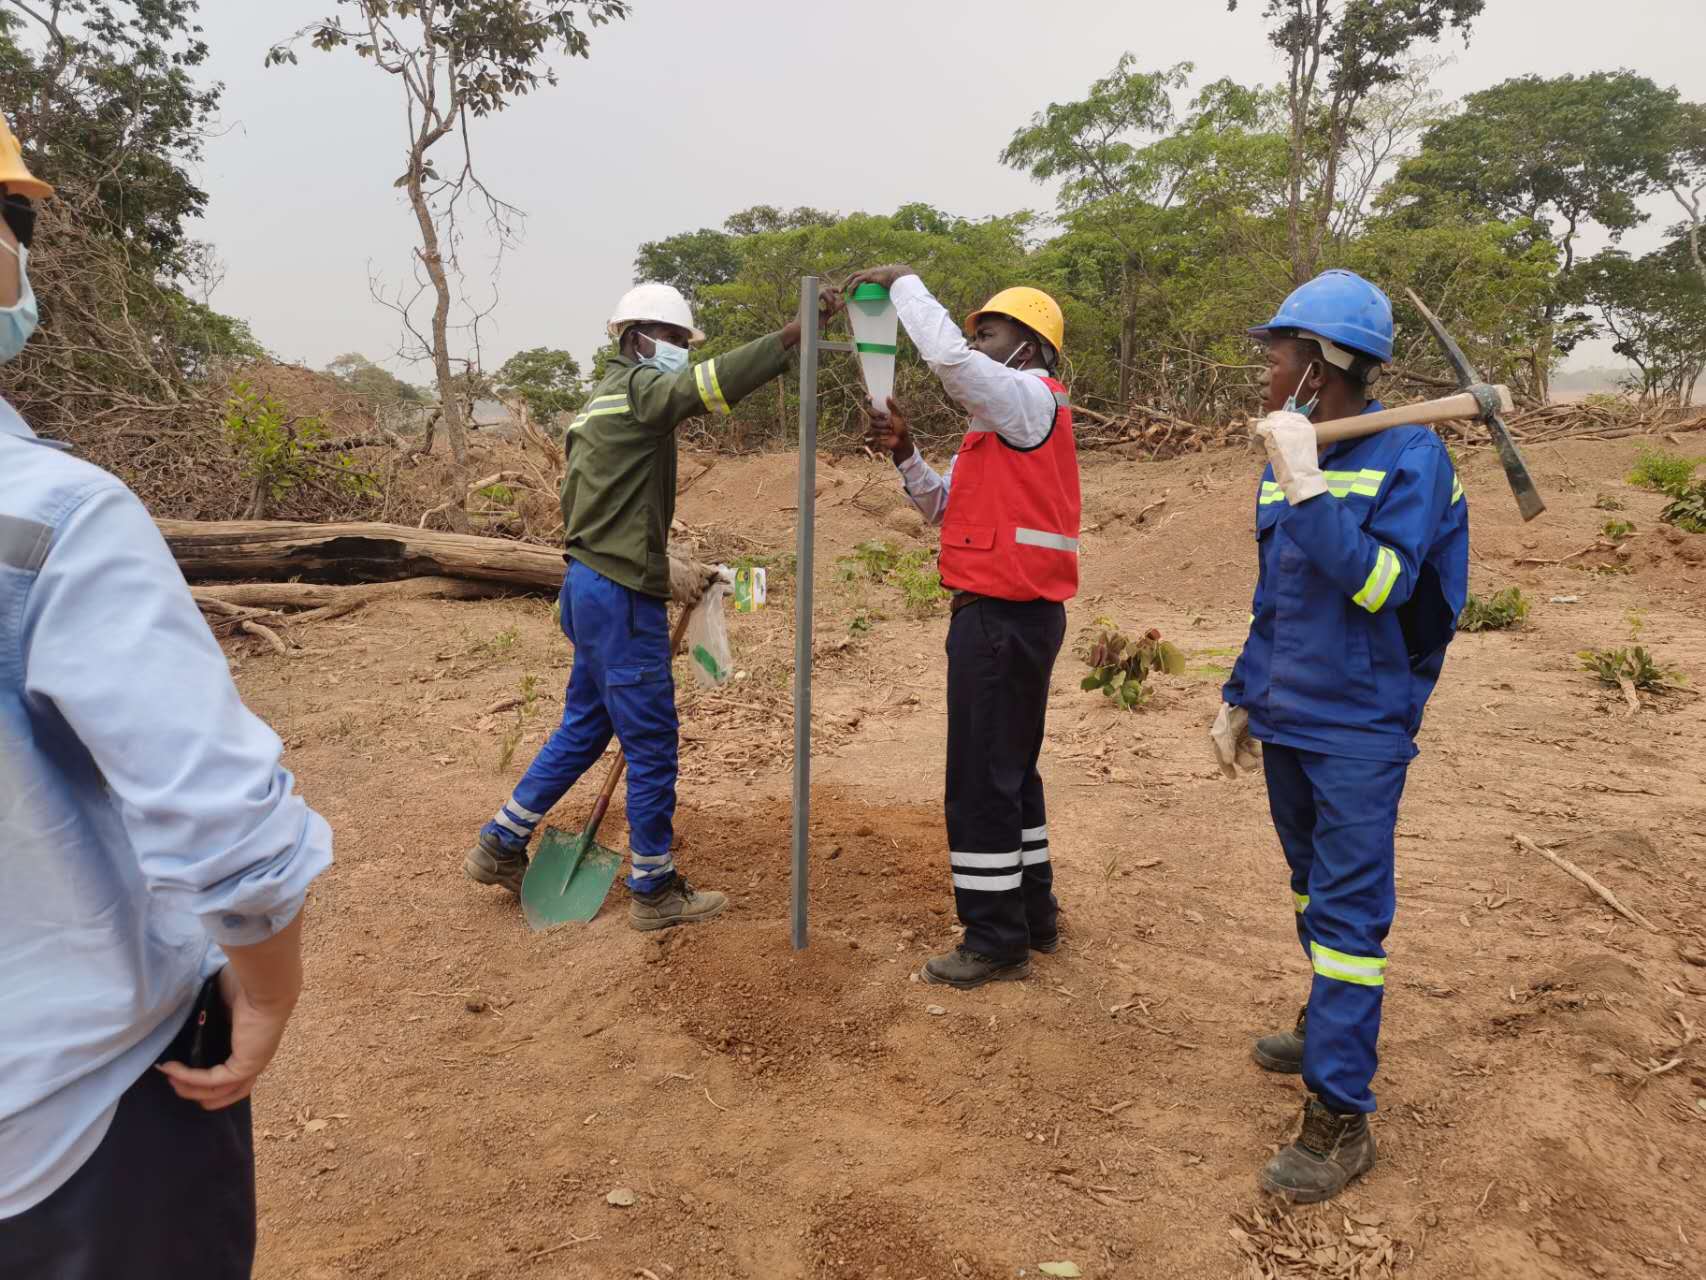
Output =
[{"x1": 520, "y1": 604, "x2": 694, "y2": 932}]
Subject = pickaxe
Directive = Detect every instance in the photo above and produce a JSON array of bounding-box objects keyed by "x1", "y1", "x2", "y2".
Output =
[{"x1": 1303, "y1": 290, "x2": 1546, "y2": 521}]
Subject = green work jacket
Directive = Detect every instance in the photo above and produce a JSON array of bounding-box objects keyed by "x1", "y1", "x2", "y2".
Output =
[{"x1": 560, "y1": 333, "x2": 789, "y2": 598}]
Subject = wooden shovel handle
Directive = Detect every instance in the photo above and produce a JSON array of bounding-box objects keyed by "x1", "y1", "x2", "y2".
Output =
[
  {"x1": 1312, "y1": 386, "x2": 1512, "y2": 445},
  {"x1": 579, "y1": 602, "x2": 697, "y2": 838}
]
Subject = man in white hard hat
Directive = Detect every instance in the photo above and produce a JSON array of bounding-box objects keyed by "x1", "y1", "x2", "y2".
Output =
[{"x1": 465, "y1": 282, "x2": 837, "y2": 929}]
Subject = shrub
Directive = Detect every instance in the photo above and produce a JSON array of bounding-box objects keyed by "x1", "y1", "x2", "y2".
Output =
[
  {"x1": 1660, "y1": 482, "x2": 1706, "y2": 535},
  {"x1": 1079, "y1": 622, "x2": 1185, "y2": 710},
  {"x1": 1601, "y1": 518, "x2": 1635, "y2": 540},
  {"x1": 1578, "y1": 645, "x2": 1677, "y2": 693},
  {"x1": 1459, "y1": 587, "x2": 1530, "y2": 632},
  {"x1": 1627, "y1": 448, "x2": 1699, "y2": 494}
]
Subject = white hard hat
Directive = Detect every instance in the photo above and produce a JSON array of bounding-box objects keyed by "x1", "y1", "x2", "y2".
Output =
[{"x1": 607, "y1": 282, "x2": 705, "y2": 346}]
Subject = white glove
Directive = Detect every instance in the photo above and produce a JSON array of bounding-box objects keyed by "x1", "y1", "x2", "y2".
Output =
[
  {"x1": 1256, "y1": 410, "x2": 1328, "y2": 505},
  {"x1": 667, "y1": 555, "x2": 717, "y2": 607},
  {"x1": 1210, "y1": 703, "x2": 1262, "y2": 779}
]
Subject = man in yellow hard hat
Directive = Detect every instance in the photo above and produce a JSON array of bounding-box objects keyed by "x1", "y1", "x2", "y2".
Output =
[
  {"x1": 0, "y1": 114, "x2": 51, "y2": 361},
  {"x1": 844, "y1": 265, "x2": 1081, "y2": 989}
]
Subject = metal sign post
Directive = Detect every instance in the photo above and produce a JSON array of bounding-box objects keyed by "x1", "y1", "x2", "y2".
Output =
[{"x1": 790, "y1": 275, "x2": 852, "y2": 951}]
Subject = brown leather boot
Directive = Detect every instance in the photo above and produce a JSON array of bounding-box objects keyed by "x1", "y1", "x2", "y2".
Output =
[
  {"x1": 627, "y1": 878, "x2": 727, "y2": 931},
  {"x1": 1252, "y1": 1005, "x2": 1307, "y2": 1074},
  {"x1": 920, "y1": 946, "x2": 1030, "y2": 989},
  {"x1": 1259, "y1": 1097, "x2": 1376, "y2": 1204}
]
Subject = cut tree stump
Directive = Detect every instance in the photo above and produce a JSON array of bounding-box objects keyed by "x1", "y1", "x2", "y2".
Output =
[{"x1": 156, "y1": 520, "x2": 564, "y2": 591}]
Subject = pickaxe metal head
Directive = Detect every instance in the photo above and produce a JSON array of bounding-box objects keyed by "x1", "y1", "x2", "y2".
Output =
[{"x1": 1405, "y1": 287, "x2": 1545, "y2": 521}]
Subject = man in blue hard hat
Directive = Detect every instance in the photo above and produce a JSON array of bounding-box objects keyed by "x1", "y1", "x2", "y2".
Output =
[{"x1": 1213, "y1": 269, "x2": 1469, "y2": 1203}]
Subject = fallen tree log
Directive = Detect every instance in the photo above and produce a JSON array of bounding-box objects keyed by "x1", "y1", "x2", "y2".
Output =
[
  {"x1": 156, "y1": 520, "x2": 565, "y2": 591},
  {"x1": 190, "y1": 577, "x2": 509, "y2": 608}
]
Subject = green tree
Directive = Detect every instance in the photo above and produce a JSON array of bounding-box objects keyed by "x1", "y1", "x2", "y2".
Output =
[
  {"x1": 1, "y1": 0, "x2": 221, "y2": 266},
  {"x1": 325, "y1": 352, "x2": 428, "y2": 407},
  {"x1": 1228, "y1": 0, "x2": 1485, "y2": 284},
  {"x1": 268, "y1": 0, "x2": 630, "y2": 530},
  {"x1": 495, "y1": 346, "x2": 583, "y2": 423},
  {"x1": 632, "y1": 227, "x2": 740, "y2": 306},
  {"x1": 1001, "y1": 56, "x2": 1193, "y2": 403},
  {"x1": 1574, "y1": 241, "x2": 1706, "y2": 405},
  {"x1": 1670, "y1": 102, "x2": 1706, "y2": 291},
  {"x1": 1389, "y1": 71, "x2": 1689, "y2": 395}
]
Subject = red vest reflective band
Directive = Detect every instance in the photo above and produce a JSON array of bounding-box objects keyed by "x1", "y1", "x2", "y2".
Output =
[{"x1": 938, "y1": 376, "x2": 1081, "y2": 603}]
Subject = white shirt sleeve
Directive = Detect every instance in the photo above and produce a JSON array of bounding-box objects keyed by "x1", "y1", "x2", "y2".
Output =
[
  {"x1": 894, "y1": 447, "x2": 954, "y2": 527},
  {"x1": 890, "y1": 273, "x2": 1057, "y2": 449}
]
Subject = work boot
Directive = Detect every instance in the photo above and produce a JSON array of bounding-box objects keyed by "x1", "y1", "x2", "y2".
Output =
[
  {"x1": 921, "y1": 946, "x2": 1030, "y2": 990},
  {"x1": 628, "y1": 878, "x2": 728, "y2": 931},
  {"x1": 1259, "y1": 1098, "x2": 1377, "y2": 1204},
  {"x1": 463, "y1": 831, "x2": 529, "y2": 896},
  {"x1": 1253, "y1": 1005, "x2": 1307, "y2": 1074}
]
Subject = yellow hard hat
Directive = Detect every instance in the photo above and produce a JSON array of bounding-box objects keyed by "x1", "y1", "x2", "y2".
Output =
[
  {"x1": 0, "y1": 114, "x2": 52, "y2": 200},
  {"x1": 966, "y1": 286, "x2": 1064, "y2": 355}
]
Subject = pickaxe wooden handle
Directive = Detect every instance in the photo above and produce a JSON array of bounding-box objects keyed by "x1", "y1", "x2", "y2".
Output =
[{"x1": 1312, "y1": 384, "x2": 1513, "y2": 445}]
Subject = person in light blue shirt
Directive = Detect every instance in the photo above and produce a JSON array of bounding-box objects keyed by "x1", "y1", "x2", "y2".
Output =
[{"x1": 0, "y1": 116, "x2": 332, "y2": 1280}]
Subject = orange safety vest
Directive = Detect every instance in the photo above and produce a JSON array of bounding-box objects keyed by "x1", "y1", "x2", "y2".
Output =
[{"x1": 937, "y1": 377, "x2": 1080, "y2": 603}]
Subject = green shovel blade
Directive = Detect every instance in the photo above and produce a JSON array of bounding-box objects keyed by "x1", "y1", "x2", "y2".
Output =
[{"x1": 520, "y1": 825, "x2": 624, "y2": 931}]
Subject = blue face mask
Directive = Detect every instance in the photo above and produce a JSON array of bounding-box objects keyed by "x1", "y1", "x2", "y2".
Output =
[
  {"x1": 0, "y1": 240, "x2": 38, "y2": 364},
  {"x1": 638, "y1": 332, "x2": 690, "y2": 376},
  {"x1": 1283, "y1": 361, "x2": 1320, "y2": 418}
]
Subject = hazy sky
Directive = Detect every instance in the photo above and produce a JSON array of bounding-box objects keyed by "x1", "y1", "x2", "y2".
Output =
[{"x1": 190, "y1": 1, "x2": 1705, "y2": 381}]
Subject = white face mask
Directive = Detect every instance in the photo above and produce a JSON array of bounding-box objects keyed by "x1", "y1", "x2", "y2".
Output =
[
  {"x1": 1283, "y1": 361, "x2": 1320, "y2": 418},
  {"x1": 1001, "y1": 342, "x2": 1031, "y2": 370},
  {"x1": 0, "y1": 239, "x2": 39, "y2": 363},
  {"x1": 637, "y1": 332, "x2": 690, "y2": 375}
]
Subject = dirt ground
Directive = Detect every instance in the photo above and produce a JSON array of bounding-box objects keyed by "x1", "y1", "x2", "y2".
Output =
[{"x1": 224, "y1": 429, "x2": 1706, "y2": 1280}]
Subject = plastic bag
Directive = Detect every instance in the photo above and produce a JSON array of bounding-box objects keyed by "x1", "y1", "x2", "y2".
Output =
[{"x1": 686, "y1": 579, "x2": 733, "y2": 688}]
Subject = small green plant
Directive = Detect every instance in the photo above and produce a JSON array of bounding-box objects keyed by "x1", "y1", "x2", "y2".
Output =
[
  {"x1": 1079, "y1": 622, "x2": 1186, "y2": 710},
  {"x1": 839, "y1": 540, "x2": 902, "y2": 582},
  {"x1": 1578, "y1": 645, "x2": 1678, "y2": 694},
  {"x1": 848, "y1": 610, "x2": 876, "y2": 636},
  {"x1": 1593, "y1": 493, "x2": 1626, "y2": 512},
  {"x1": 1660, "y1": 481, "x2": 1706, "y2": 534},
  {"x1": 1627, "y1": 448, "x2": 1700, "y2": 494},
  {"x1": 1458, "y1": 587, "x2": 1530, "y2": 632},
  {"x1": 223, "y1": 380, "x2": 375, "y2": 516},
  {"x1": 836, "y1": 541, "x2": 947, "y2": 613},
  {"x1": 496, "y1": 674, "x2": 542, "y2": 772},
  {"x1": 476, "y1": 483, "x2": 516, "y2": 505},
  {"x1": 1600, "y1": 518, "x2": 1635, "y2": 540},
  {"x1": 473, "y1": 626, "x2": 520, "y2": 658}
]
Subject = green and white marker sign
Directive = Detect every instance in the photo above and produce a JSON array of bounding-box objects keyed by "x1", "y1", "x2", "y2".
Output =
[{"x1": 847, "y1": 282, "x2": 899, "y2": 408}]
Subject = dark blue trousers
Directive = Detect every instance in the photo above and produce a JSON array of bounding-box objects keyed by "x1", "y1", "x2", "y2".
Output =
[
  {"x1": 1262, "y1": 743, "x2": 1407, "y2": 1114},
  {"x1": 0, "y1": 1006, "x2": 254, "y2": 1280}
]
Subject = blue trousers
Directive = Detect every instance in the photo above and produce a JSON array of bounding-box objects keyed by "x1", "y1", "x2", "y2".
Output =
[
  {"x1": 1262, "y1": 744, "x2": 1407, "y2": 1114},
  {"x1": 481, "y1": 560, "x2": 679, "y2": 893}
]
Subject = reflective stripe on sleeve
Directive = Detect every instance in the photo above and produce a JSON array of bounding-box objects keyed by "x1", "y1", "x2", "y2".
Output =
[
  {"x1": 1293, "y1": 891, "x2": 1309, "y2": 913},
  {"x1": 1451, "y1": 475, "x2": 1464, "y2": 505},
  {"x1": 1352, "y1": 545, "x2": 1401, "y2": 613},
  {"x1": 694, "y1": 360, "x2": 731, "y2": 415},
  {"x1": 1310, "y1": 941, "x2": 1386, "y2": 987},
  {"x1": 1260, "y1": 469, "x2": 1385, "y2": 506},
  {"x1": 1014, "y1": 527, "x2": 1079, "y2": 553}
]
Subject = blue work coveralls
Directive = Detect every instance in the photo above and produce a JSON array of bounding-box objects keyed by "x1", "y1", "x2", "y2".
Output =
[{"x1": 1224, "y1": 410, "x2": 1469, "y2": 1114}]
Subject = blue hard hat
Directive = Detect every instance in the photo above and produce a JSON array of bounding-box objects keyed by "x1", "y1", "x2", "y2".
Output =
[{"x1": 1248, "y1": 269, "x2": 1394, "y2": 364}]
